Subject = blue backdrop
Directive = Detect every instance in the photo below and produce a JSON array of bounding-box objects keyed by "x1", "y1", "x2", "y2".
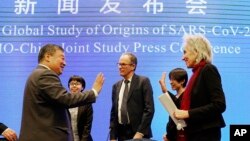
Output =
[{"x1": 1, "y1": 0, "x2": 250, "y2": 140}]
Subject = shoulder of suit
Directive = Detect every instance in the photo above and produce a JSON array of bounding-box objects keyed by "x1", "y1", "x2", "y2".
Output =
[
  {"x1": 36, "y1": 65, "x2": 58, "y2": 76},
  {"x1": 203, "y1": 63, "x2": 217, "y2": 70},
  {"x1": 135, "y1": 74, "x2": 150, "y2": 80},
  {"x1": 113, "y1": 79, "x2": 123, "y2": 86}
]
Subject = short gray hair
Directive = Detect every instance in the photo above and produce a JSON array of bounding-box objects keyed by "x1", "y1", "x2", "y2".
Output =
[
  {"x1": 183, "y1": 34, "x2": 213, "y2": 63},
  {"x1": 38, "y1": 44, "x2": 64, "y2": 63},
  {"x1": 121, "y1": 52, "x2": 137, "y2": 70}
]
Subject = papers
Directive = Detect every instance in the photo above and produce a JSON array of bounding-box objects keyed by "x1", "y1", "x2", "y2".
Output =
[{"x1": 158, "y1": 93, "x2": 187, "y2": 130}]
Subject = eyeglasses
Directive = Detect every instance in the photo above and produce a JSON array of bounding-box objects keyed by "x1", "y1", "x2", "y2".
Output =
[
  {"x1": 69, "y1": 82, "x2": 82, "y2": 86},
  {"x1": 117, "y1": 63, "x2": 133, "y2": 67}
]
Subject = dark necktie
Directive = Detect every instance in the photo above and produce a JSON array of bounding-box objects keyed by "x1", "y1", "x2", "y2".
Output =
[{"x1": 121, "y1": 80, "x2": 129, "y2": 124}]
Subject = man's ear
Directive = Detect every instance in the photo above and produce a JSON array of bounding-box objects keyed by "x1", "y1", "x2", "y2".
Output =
[
  {"x1": 44, "y1": 53, "x2": 51, "y2": 62},
  {"x1": 131, "y1": 63, "x2": 136, "y2": 69}
]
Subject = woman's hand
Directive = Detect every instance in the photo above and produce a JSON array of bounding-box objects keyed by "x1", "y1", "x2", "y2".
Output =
[
  {"x1": 159, "y1": 72, "x2": 168, "y2": 93},
  {"x1": 174, "y1": 109, "x2": 189, "y2": 119}
]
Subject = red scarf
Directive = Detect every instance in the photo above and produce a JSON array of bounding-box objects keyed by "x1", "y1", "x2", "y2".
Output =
[
  {"x1": 177, "y1": 60, "x2": 207, "y2": 141},
  {"x1": 180, "y1": 60, "x2": 207, "y2": 110}
]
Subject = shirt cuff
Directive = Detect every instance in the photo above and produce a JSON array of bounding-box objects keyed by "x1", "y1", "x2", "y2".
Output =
[
  {"x1": 1, "y1": 128, "x2": 9, "y2": 135},
  {"x1": 92, "y1": 88, "x2": 98, "y2": 97}
]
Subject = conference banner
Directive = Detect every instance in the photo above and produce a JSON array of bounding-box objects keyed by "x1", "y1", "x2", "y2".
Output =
[{"x1": 1, "y1": 0, "x2": 250, "y2": 140}]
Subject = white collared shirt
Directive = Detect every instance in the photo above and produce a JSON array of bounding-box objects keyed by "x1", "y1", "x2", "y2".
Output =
[
  {"x1": 118, "y1": 77, "x2": 132, "y2": 124},
  {"x1": 69, "y1": 107, "x2": 79, "y2": 141}
]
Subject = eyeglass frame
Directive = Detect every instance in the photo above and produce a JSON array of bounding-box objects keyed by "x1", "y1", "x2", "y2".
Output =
[
  {"x1": 117, "y1": 63, "x2": 134, "y2": 67},
  {"x1": 69, "y1": 82, "x2": 82, "y2": 86}
]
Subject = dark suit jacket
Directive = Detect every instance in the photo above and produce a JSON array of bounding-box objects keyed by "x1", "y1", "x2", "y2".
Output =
[
  {"x1": 19, "y1": 65, "x2": 96, "y2": 141},
  {"x1": 110, "y1": 74, "x2": 154, "y2": 139},
  {"x1": 186, "y1": 63, "x2": 226, "y2": 137},
  {"x1": 0, "y1": 123, "x2": 7, "y2": 134},
  {"x1": 77, "y1": 104, "x2": 93, "y2": 141}
]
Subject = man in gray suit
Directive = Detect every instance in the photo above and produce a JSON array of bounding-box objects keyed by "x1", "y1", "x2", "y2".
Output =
[
  {"x1": 109, "y1": 52, "x2": 154, "y2": 141},
  {"x1": 19, "y1": 44, "x2": 104, "y2": 141}
]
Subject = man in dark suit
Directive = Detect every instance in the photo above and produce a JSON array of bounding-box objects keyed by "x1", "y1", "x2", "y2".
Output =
[
  {"x1": 109, "y1": 52, "x2": 154, "y2": 141},
  {"x1": 19, "y1": 44, "x2": 104, "y2": 141},
  {"x1": 0, "y1": 123, "x2": 17, "y2": 141}
]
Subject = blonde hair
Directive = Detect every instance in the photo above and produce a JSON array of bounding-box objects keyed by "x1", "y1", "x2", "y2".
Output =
[{"x1": 183, "y1": 34, "x2": 213, "y2": 63}]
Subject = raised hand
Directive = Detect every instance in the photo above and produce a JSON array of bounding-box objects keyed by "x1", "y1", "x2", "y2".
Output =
[
  {"x1": 159, "y1": 72, "x2": 168, "y2": 93},
  {"x1": 92, "y1": 72, "x2": 105, "y2": 94}
]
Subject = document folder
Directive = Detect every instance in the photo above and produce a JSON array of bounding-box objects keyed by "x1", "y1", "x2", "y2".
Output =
[{"x1": 158, "y1": 93, "x2": 187, "y2": 130}]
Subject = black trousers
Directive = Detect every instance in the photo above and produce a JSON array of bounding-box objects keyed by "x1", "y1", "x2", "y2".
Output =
[
  {"x1": 117, "y1": 124, "x2": 134, "y2": 141},
  {"x1": 117, "y1": 124, "x2": 151, "y2": 141},
  {"x1": 188, "y1": 127, "x2": 221, "y2": 141}
]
